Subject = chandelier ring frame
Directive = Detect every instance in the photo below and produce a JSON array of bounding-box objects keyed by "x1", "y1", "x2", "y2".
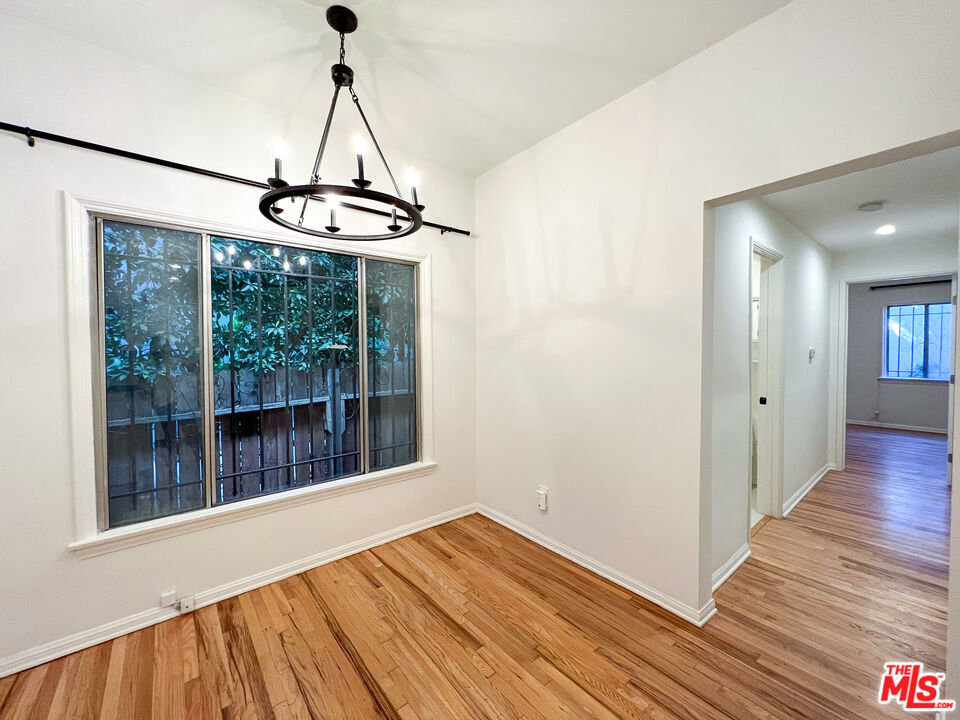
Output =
[{"x1": 259, "y1": 182, "x2": 423, "y2": 241}]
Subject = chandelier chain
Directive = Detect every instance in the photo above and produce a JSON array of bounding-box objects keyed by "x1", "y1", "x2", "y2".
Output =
[{"x1": 339, "y1": 32, "x2": 345, "y2": 65}]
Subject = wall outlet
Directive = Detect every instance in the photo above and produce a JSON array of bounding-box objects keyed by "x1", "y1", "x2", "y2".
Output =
[
  {"x1": 536, "y1": 485, "x2": 548, "y2": 511},
  {"x1": 159, "y1": 589, "x2": 178, "y2": 608},
  {"x1": 178, "y1": 596, "x2": 196, "y2": 613}
]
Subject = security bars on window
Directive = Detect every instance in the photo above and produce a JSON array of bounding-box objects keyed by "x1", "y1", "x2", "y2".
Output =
[
  {"x1": 93, "y1": 217, "x2": 419, "y2": 530},
  {"x1": 885, "y1": 302, "x2": 952, "y2": 380}
]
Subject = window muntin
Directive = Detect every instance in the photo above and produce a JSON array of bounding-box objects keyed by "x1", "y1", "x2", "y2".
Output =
[
  {"x1": 100, "y1": 220, "x2": 206, "y2": 527},
  {"x1": 95, "y1": 217, "x2": 420, "y2": 530},
  {"x1": 885, "y1": 302, "x2": 952, "y2": 380}
]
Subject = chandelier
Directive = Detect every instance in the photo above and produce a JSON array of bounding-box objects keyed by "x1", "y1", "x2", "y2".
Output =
[{"x1": 258, "y1": 5, "x2": 424, "y2": 241}]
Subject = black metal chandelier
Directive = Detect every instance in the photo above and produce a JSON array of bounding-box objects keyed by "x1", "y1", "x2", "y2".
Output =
[{"x1": 259, "y1": 5, "x2": 424, "y2": 241}]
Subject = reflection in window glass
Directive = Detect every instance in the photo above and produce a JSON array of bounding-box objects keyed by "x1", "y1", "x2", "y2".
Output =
[
  {"x1": 101, "y1": 220, "x2": 205, "y2": 526},
  {"x1": 366, "y1": 260, "x2": 418, "y2": 470},
  {"x1": 210, "y1": 238, "x2": 361, "y2": 503},
  {"x1": 96, "y1": 218, "x2": 422, "y2": 529}
]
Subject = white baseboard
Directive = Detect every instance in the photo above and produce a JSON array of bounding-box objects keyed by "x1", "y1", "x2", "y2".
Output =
[
  {"x1": 782, "y1": 463, "x2": 833, "y2": 517},
  {"x1": 476, "y1": 504, "x2": 716, "y2": 627},
  {"x1": 0, "y1": 503, "x2": 478, "y2": 678},
  {"x1": 0, "y1": 606, "x2": 179, "y2": 680},
  {"x1": 2, "y1": 501, "x2": 720, "y2": 677},
  {"x1": 711, "y1": 543, "x2": 751, "y2": 592},
  {"x1": 847, "y1": 420, "x2": 947, "y2": 435}
]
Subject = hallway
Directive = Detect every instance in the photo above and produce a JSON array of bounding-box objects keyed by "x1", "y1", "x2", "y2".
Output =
[
  {"x1": 715, "y1": 424, "x2": 950, "y2": 715},
  {"x1": 0, "y1": 428, "x2": 950, "y2": 719}
]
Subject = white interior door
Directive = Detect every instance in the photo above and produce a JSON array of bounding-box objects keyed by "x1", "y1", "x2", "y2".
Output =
[
  {"x1": 755, "y1": 260, "x2": 773, "y2": 515},
  {"x1": 751, "y1": 245, "x2": 785, "y2": 518}
]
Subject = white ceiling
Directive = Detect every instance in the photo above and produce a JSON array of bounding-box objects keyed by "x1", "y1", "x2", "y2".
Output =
[
  {"x1": 1, "y1": 0, "x2": 788, "y2": 176},
  {"x1": 763, "y1": 147, "x2": 960, "y2": 252}
]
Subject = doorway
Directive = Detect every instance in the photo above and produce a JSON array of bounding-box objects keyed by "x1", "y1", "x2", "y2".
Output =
[
  {"x1": 707, "y1": 139, "x2": 960, "y2": 713},
  {"x1": 749, "y1": 242, "x2": 783, "y2": 525},
  {"x1": 836, "y1": 272, "x2": 958, "y2": 482}
]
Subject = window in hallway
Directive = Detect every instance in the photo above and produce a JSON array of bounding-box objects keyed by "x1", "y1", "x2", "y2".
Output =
[{"x1": 885, "y1": 302, "x2": 952, "y2": 380}]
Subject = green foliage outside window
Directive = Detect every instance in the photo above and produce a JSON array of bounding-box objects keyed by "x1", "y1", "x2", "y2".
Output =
[
  {"x1": 102, "y1": 226, "x2": 416, "y2": 390},
  {"x1": 209, "y1": 237, "x2": 360, "y2": 377}
]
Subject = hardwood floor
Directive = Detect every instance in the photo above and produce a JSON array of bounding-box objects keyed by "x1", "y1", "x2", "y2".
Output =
[{"x1": 0, "y1": 425, "x2": 950, "y2": 719}]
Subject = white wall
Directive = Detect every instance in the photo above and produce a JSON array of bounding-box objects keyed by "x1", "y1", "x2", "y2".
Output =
[
  {"x1": 833, "y1": 236, "x2": 958, "y2": 282},
  {"x1": 0, "y1": 17, "x2": 476, "y2": 665},
  {"x1": 475, "y1": 0, "x2": 960, "y2": 617},
  {"x1": 846, "y1": 278, "x2": 952, "y2": 432},
  {"x1": 710, "y1": 200, "x2": 832, "y2": 576}
]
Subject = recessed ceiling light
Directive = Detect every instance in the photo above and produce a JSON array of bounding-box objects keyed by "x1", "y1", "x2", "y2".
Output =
[
  {"x1": 857, "y1": 200, "x2": 885, "y2": 212},
  {"x1": 875, "y1": 224, "x2": 896, "y2": 235}
]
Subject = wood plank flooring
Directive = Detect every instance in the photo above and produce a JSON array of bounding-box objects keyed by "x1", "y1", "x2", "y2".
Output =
[{"x1": 0, "y1": 425, "x2": 950, "y2": 718}]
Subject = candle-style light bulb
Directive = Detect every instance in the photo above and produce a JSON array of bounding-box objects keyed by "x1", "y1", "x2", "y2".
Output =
[
  {"x1": 326, "y1": 195, "x2": 341, "y2": 233},
  {"x1": 353, "y1": 135, "x2": 370, "y2": 189},
  {"x1": 272, "y1": 138, "x2": 289, "y2": 159},
  {"x1": 267, "y1": 156, "x2": 288, "y2": 191},
  {"x1": 406, "y1": 169, "x2": 424, "y2": 211},
  {"x1": 388, "y1": 207, "x2": 401, "y2": 232}
]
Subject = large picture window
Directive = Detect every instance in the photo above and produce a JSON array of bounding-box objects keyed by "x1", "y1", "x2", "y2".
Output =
[
  {"x1": 885, "y1": 302, "x2": 952, "y2": 380},
  {"x1": 95, "y1": 217, "x2": 419, "y2": 529}
]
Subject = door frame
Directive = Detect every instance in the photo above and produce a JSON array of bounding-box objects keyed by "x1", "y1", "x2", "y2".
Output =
[
  {"x1": 832, "y1": 270, "x2": 958, "y2": 471},
  {"x1": 749, "y1": 239, "x2": 785, "y2": 522},
  {"x1": 949, "y1": 275, "x2": 957, "y2": 489}
]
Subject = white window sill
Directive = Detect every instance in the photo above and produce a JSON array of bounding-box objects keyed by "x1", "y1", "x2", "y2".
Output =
[
  {"x1": 68, "y1": 461, "x2": 437, "y2": 559},
  {"x1": 878, "y1": 376, "x2": 949, "y2": 384}
]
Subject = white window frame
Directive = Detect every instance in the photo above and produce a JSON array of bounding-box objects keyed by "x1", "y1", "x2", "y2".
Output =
[
  {"x1": 63, "y1": 193, "x2": 436, "y2": 558},
  {"x1": 882, "y1": 301, "x2": 952, "y2": 382}
]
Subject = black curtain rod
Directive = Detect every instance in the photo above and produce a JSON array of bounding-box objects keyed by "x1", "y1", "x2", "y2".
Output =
[
  {"x1": 0, "y1": 120, "x2": 470, "y2": 237},
  {"x1": 869, "y1": 279, "x2": 951, "y2": 291}
]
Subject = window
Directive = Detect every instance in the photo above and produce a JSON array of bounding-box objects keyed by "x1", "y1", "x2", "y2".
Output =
[
  {"x1": 885, "y1": 302, "x2": 952, "y2": 380},
  {"x1": 366, "y1": 260, "x2": 418, "y2": 471},
  {"x1": 99, "y1": 221, "x2": 205, "y2": 527},
  {"x1": 95, "y1": 217, "x2": 419, "y2": 529}
]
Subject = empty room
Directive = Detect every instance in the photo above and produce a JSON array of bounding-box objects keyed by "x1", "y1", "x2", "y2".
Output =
[{"x1": 1, "y1": 1, "x2": 959, "y2": 718}]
